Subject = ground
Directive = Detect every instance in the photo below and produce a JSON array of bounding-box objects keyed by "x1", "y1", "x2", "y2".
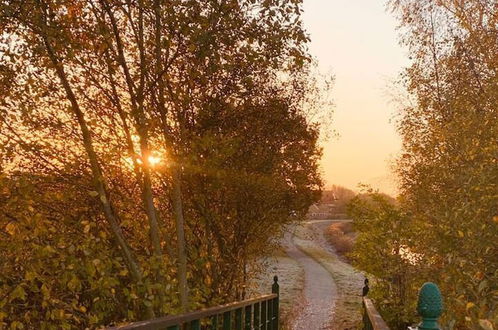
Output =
[{"x1": 254, "y1": 220, "x2": 364, "y2": 330}]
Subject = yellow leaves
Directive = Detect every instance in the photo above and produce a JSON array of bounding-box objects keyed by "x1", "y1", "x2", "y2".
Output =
[
  {"x1": 458, "y1": 230, "x2": 464, "y2": 237},
  {"x1": 466, "y1": 302, "x2": 475, "y2": 310},
  {"x1": 86, "y1": 262, "x2": 96, "y2": 277},
  {"x1": 9, "y1": 320, "x2": 24, "y2": 329},
  {"x1": 81, "y1": 220, "x2": 92, "y2": 234},
  {"x1": 41, "y1": 284, "x2": 50, "y2": 299},
  {"x1": 99, "y1": 194, "x2": 108, "y2": 204},
  {"x1": 88, "y1": 191, "x2": 99, "y2": 197},
  {"x1": 95, "y1": 42, "x2": 108, "y2": 55},
  {"x1": 83, "y1": 224, "x2": 91, "y2": 234},
  {"x1": 10, "y1": 285, "x2": 26, "y2": 302},
  {"x1": 5, "y1": 222, "x2": 17, "y2": 236},
  {"x1": 67, "y1": 276, "x2": 81, "y2": 292},
  {"x1": 119, "y1": 269, "x2": 128, "y2": 277},
  {"x1": 43, "y1": 245, "x2": 56, "y2": 255},
  {"x1": 478, "y1": 319, "x2": 494, "y2": 330},
  {"x1": 475, "y1": 271, "x2": 484, "y2": 281},
  {"x1": 24, "y1": 271, "x2": 37, "y2": 282},
  {"x1": 51, "y1": 309, "x2": 65, "y2": 320}
]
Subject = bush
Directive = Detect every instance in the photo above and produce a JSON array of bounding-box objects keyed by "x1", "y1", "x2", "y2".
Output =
[{"x1": 326, "y1": 222, "x2": 354, "y2": 256}]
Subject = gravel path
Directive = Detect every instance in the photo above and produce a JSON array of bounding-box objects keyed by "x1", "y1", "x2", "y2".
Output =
[
  {"x1": 284, "y1": 221, "x2": 341, "y2": 330},
  {"x1": 290, "y1": 220, "x2": 364, "y2": 330},
  {"x1": 254, "y1": 219, "x2": 362, "y2": 330}
]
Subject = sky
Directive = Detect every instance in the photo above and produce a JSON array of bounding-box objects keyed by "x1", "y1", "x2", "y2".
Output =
[{"x1": 302, "y1": 0, "x2": 409, "y2": 196}]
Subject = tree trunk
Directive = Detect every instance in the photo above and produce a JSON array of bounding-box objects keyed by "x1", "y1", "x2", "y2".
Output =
[
  {"x1": 40, "y1": 30, "x2": 154, "y2": 318},
  {"x1": 101, "y1": 0, "x2": 164, "y2": 260},
  {"x1": 171, "y1": 165, "x2": 189, "y2": 312},
  {"x1": 153, "y1": 0, "x2": 189, "y2": 312}
]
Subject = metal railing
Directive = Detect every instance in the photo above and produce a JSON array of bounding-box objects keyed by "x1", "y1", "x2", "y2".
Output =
[
  {"x1": 362, "y1": 297, "x2": 390, "y2": 330},
  {"x1": 107, "y1": 276, "x2": 280, "y2": 330},
  {"x1": 362, "y1": 280, "x2": 443, "y2": 330}
]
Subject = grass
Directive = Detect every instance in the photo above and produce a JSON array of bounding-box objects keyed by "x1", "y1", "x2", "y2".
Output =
[{"x1": 250, "y1": 245, "x2": 305, "y2": 330}]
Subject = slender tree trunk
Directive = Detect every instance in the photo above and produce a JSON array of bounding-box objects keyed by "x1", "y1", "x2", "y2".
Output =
[
  {"x1": 153, "y1": 0, "x2": 189, "y2": 311},
  {"x1": 37, "y1": 1, "x2": 159, "y2": 317},
  {"x1": 171, "y1": 165, "x2": 189, "y2": 311},
  {"x1": 104, "y1": 52, "x2": 165, "y2": 261},
  {"x1": 42, "y1": 36, "x2": 143, "y2": 281},
  {"x1": 101, "y1": 0, "x2": 164, "y2": 259},
  {"x1": 39, "y1": 33, "x2": 155, "y2": 323}
]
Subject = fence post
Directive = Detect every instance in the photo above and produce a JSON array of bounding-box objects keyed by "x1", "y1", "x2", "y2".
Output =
[
  {"x1": 416, "y1": 282, "x2": 443, "y2": 330},
  {"x1": 272, "y1": 276, "x2": 279, "y2": 330},
  {"x1": 362, "y1": 278, "x2": 369, "y2": 297}
]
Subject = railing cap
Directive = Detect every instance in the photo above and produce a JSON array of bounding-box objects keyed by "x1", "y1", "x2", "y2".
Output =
[
  {"x1": 417, "y1": 282, "x2": 443, "y2": 318},
  {"x1": 417, "y1": 282, "x2": 443, "y2": 330}
]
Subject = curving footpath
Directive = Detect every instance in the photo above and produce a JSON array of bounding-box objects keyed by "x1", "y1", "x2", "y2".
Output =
[{"x1": 283, "y1": 221, "x2": 340, "y2": 330}]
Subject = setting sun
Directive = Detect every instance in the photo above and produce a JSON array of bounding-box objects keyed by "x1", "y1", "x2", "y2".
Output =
[
  {"x1": 1, "y1": 0, "x2": 495, "y2": 329},
  {"x1": 147, "y1": 155, "x2": 161, "y2": 166}
]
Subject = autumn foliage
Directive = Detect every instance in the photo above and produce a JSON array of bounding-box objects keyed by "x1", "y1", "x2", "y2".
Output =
[
  {"x1": 350, "y1": 1, "x2": 498, "y2": 329},
  {"x1": 0, "y1": 0, "x2": 326, "y2": 328}
]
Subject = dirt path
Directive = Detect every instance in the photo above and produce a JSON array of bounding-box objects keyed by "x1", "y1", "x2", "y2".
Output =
[
  {"x1": 285, "y1": 220, "x2": 363, "y2": 330},
  {"x1": 252, "y1": 220, "x2": 363, "y2": 329},
  {"x1": 283, "y1": 222, "x2": 339, "y2": 330}
]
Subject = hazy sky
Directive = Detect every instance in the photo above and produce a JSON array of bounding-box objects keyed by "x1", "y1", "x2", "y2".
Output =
[{"x1": 302, "y1": 1, "x2": 408, "y2": 196}]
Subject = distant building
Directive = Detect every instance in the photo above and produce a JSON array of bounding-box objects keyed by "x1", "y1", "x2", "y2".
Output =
[{"x1": 307, "y1": 203, "x2": 336, "y2": 219}]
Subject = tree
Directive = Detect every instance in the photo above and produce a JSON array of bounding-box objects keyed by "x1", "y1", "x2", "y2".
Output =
[
  {"x1": 322, "y1": 185, "x2": 356, "y2": 215},
  {"x1": 349, "y1": 1, "x2": 498, "y2": 329},
  {"x1": 0, "y1": 0, "x2": 326, "y2": 327},
  {"x1": 349, "y1": 190, "x2": 420, "y2": 329}
]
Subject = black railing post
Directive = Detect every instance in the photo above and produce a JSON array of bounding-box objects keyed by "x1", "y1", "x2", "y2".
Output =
[
  {"x1": 190, "y1": 319, "x2": 200, "y2": 330},
  {"x1": 272, "y1": 276, "x2": 279, "y2": 330},
  {"x1": 235, "y1": 308, "x2": 243, "y2": 330},
  {"x1": 244, "y1": 305, "x2": 252, "y2": 330},
  {"x1": 261, "y1": 300, "x2": 268, "y2": 330},
  {"x1": 362, "y1": 278, "x2": 369, "y2": 297},
  {"x1": 223, "y1": 311, "x2": 231, "y2": 330},
  {"x1": 267, "y1": 295, "x2": 273, "y2": 330},
  {"x1": 210, "y1": 314, "x2": 218, "y2": 329},
  {"x1": 254, "y1": 302, "x2": 261, "y2": 328}
]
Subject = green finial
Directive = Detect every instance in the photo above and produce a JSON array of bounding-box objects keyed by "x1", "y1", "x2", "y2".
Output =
[{"x1": 417, "y1": 282, "x2": 443, "y2": 330}]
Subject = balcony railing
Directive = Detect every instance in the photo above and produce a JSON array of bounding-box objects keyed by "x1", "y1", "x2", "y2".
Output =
[
  {"x1": 362, "y1": 280, "x2": 443, "y2": 330},
  {"x1": 362, "y1": 297, "x2": 389, "y2": 330},
  {"x1": 107, "y1": 276, "x2": 280, "y2": 330}
]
